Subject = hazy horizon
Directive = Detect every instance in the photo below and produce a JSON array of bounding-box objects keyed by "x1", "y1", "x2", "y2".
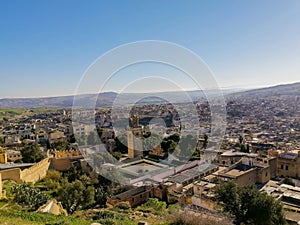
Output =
[{"x1": 1, "y1": 81, "x2": 299, "y2": 99}]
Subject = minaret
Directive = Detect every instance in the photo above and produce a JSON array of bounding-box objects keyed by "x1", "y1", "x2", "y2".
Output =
[
  {"x1": 127, "y1": 130, "x2": 135, "y2": 158},
  {"x1": 127, "y1": 113, "x2": 143, "y2": 158}
]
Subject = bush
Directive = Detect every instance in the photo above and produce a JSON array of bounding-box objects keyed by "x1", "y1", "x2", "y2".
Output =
[
  {"x1": 136, "y1": 198, "x2": 167, "y2": 215},
  {"x1": 94, "y1": 211, "x2": 115, "y2": 220},
  {"x1": 113, "y1": 202, "x2": 131, "y2": 210},
  {"x1": 168, "y1": 204, "x2": 181, "y2": 214},
  {"x1": 45, "y1": 170, "x2": 61, "y2": 182},
  {"x1": 11, "y1": 183, "x2": 50, "y2": 210}
]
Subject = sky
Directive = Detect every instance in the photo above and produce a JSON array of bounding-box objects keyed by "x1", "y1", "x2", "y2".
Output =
[{"x1": 1, "y1": 0, "x2": 300, "y2": 98}]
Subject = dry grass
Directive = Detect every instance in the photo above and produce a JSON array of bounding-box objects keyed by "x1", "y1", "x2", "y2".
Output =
[{"x1": 165, "y1": 211, "x2": 232, "y2": 225}]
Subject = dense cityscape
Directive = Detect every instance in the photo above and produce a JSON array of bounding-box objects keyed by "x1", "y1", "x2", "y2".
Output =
[
  {"x1": 0, "y1": 83, "x2": 300, "y2": 224},
  {"x1": 2, "y1": 1, "x2": 300, "y2": 224}
]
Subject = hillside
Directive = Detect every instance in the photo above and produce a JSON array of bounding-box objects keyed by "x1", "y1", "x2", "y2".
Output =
[
  {"x1": 0, "y1": 92, "x2": 118, "y2": 109},
  {"x1": 0, "y1": 89, "x2": 238, "y2": 109},
  {"x1": 232, "y1": 82, "x2": 300, "y2": 98},
  {"x1": 2, "y1": 82, "x2": 300, "y2": 109}
]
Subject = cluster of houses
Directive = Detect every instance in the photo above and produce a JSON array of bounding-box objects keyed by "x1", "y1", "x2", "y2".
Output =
[
  {"x1": 1, "y1": 94, "x2": 300, "y2": 223},
  {"x1": 99, "y1": 147, "x2": 300, "y2": 224}
]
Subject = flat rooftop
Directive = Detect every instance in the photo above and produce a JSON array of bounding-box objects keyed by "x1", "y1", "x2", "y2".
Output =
[
  {"x1": 0, "y1": 163, "x2": 35, "y2": 170},
  {"x1": 119, "y1": 159, "x2": 169, "y2": 177},
  {"x1": 221, "y1": 164, "x2": 255, "y2": 177},
  {"x1": 279, "y1": 152, "x2": 298, "y2": 160},
  {"x1": 168, "y1": 164, "x2": 217, "y2": 184}
]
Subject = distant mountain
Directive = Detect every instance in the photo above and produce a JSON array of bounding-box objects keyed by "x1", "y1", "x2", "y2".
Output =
[
  {"x1": 0, "y1": 88, "x2": 243, "y2": 109},
  {"x1": 0, "y1": 92, "x2": 118, "y2": 109},
  {"x1": 232, "y1": 82, "x2": 300, "y2": 98},
  {"x1": 6, "y1": 83, "x2": 298, "y2": 109}
]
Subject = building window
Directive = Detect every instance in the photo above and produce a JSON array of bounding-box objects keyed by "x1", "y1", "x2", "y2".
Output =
[
  {"x1": 266, "y1": 172, "x2": 268, "y2": 177},
  {"x1": 286, "y1": 165, "x2": 289, "y2": 171},
  {"x1": 132, "y1": 198, "x2": 134, "y2": 202},
  {"x1": 222, "y1": 161, "x2": 225, "y2": 165},
  {"x1": 140, "y1": 194, "x2": 142, "y2": 199},
  {"x1": 231, "y1": 160, "x2": 234, "y2": 164},
  {"x1": 281, "y1": 165, "x2": 284, "y2": 170}
]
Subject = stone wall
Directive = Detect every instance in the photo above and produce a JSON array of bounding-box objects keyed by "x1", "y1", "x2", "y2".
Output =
[
  {"x1": 50, "y1": 158, "x2": 72, "y2": 171},
  {"x1": 21, "y1": 158, "x2": 50, "y2": 183},
  {"x1": 0, "y1": 168, "x2": 22, "y2": 183},
  {"x1": 0, "y1": 158, "x2": 50, "y2": 184}
]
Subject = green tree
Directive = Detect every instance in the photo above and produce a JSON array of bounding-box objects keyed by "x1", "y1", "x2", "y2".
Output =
[
  {"x1": 50, "y1": 141, "x2": 70, "y2": 151},
  {"x1": 67, "y1": 134, "x2": 76, "y2": 143},
  {"x1": 21, "y1": 142, "x2": 45, "y2": 163},
  {"x1": 57, "y1": 179, "x2": 95, "y2": 214},
  {"x1": 96, "y1": 128, "x2": 103, "y2": 140},
  {"x1": 161, "y1": 139, "x2": 177, "y2": 153},
  {"x1": 44, "y1": 170, "x2": 62, "y2": 191},
  {"x1": 113, "y1": 134, "x2": 128, "y2": 153},
  {"x1": 239, "y1": 135, "x2": 243, "y2": 144},
  {"x1": 45, "y1": 170, "x2": 61, "y2": 181},
  {"x1": 240, "y1": 144, "x2": 247, "y2": 153},
  {"x1": 168, "y1": 133, "x2": 180, "y2": 143},
  {"x1": 0, "y1": 136, "x2": 4, "y2": 144},
  {"x1": 216, "y1": 181, "x2": 286, "y2": 225},
  {"x1": 112, "y1": 151, "x2": 122, "y2": 160},
  {"x1": 94, "y1": 186, "x2": 108, "y2": 208},
  {"x1": 203, "y1": 134, "x2": 208, "y2": 149}
]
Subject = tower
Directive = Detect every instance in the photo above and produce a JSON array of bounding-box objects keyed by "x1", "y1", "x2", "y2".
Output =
[
  {"x1": 127, "y1": 130, "x2": 135, "y2": 158},
  {"x1": 127, "y1": 128, "x2": 143, "y2": 159}
]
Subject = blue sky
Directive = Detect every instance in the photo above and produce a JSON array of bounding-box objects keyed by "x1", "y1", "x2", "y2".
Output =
[{"x1": 1, "y1": 0, "x2": 300, "y2": 98}]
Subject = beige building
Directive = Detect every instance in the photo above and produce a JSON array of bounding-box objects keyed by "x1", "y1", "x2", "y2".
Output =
[
  {"x1": 269, "y1": 149, "x2": 300, "y2": 178},
  {"x1": 217, "y1": 158, "x2": 271, "y2": 187},
  {"x1": 107, "y1": 185, "x2": 153, "y2": 208},
  {"x1": 49, "y1": 131, "x2": 67, "y2": 144},
  {"x1": 192, "y1": 180, "x2": 217, "y2": 210}
]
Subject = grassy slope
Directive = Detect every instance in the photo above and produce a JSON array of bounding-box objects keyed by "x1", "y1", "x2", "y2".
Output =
[{"x1": 0, "y1": 210, "x2": 92, "y2": 225}]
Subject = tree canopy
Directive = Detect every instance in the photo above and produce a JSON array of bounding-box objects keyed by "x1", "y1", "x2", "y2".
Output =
[
  {"x1": 21, "y1": 142, "x2": 45, "y2": 163},
  {"x1": 215, "y1": 181, "x2": 286, "y2": 225}
]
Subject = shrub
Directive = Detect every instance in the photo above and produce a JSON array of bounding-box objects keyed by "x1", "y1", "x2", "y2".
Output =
[
  {"x1": 136, "y1": 198, "x2": 167, "y2": 215},
  {"x1": 114, "y1": 202, "x2": 131, "y2": 210},
  {"x1": 11, "y1": 183, "x2": 50, "y2": 210}
]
